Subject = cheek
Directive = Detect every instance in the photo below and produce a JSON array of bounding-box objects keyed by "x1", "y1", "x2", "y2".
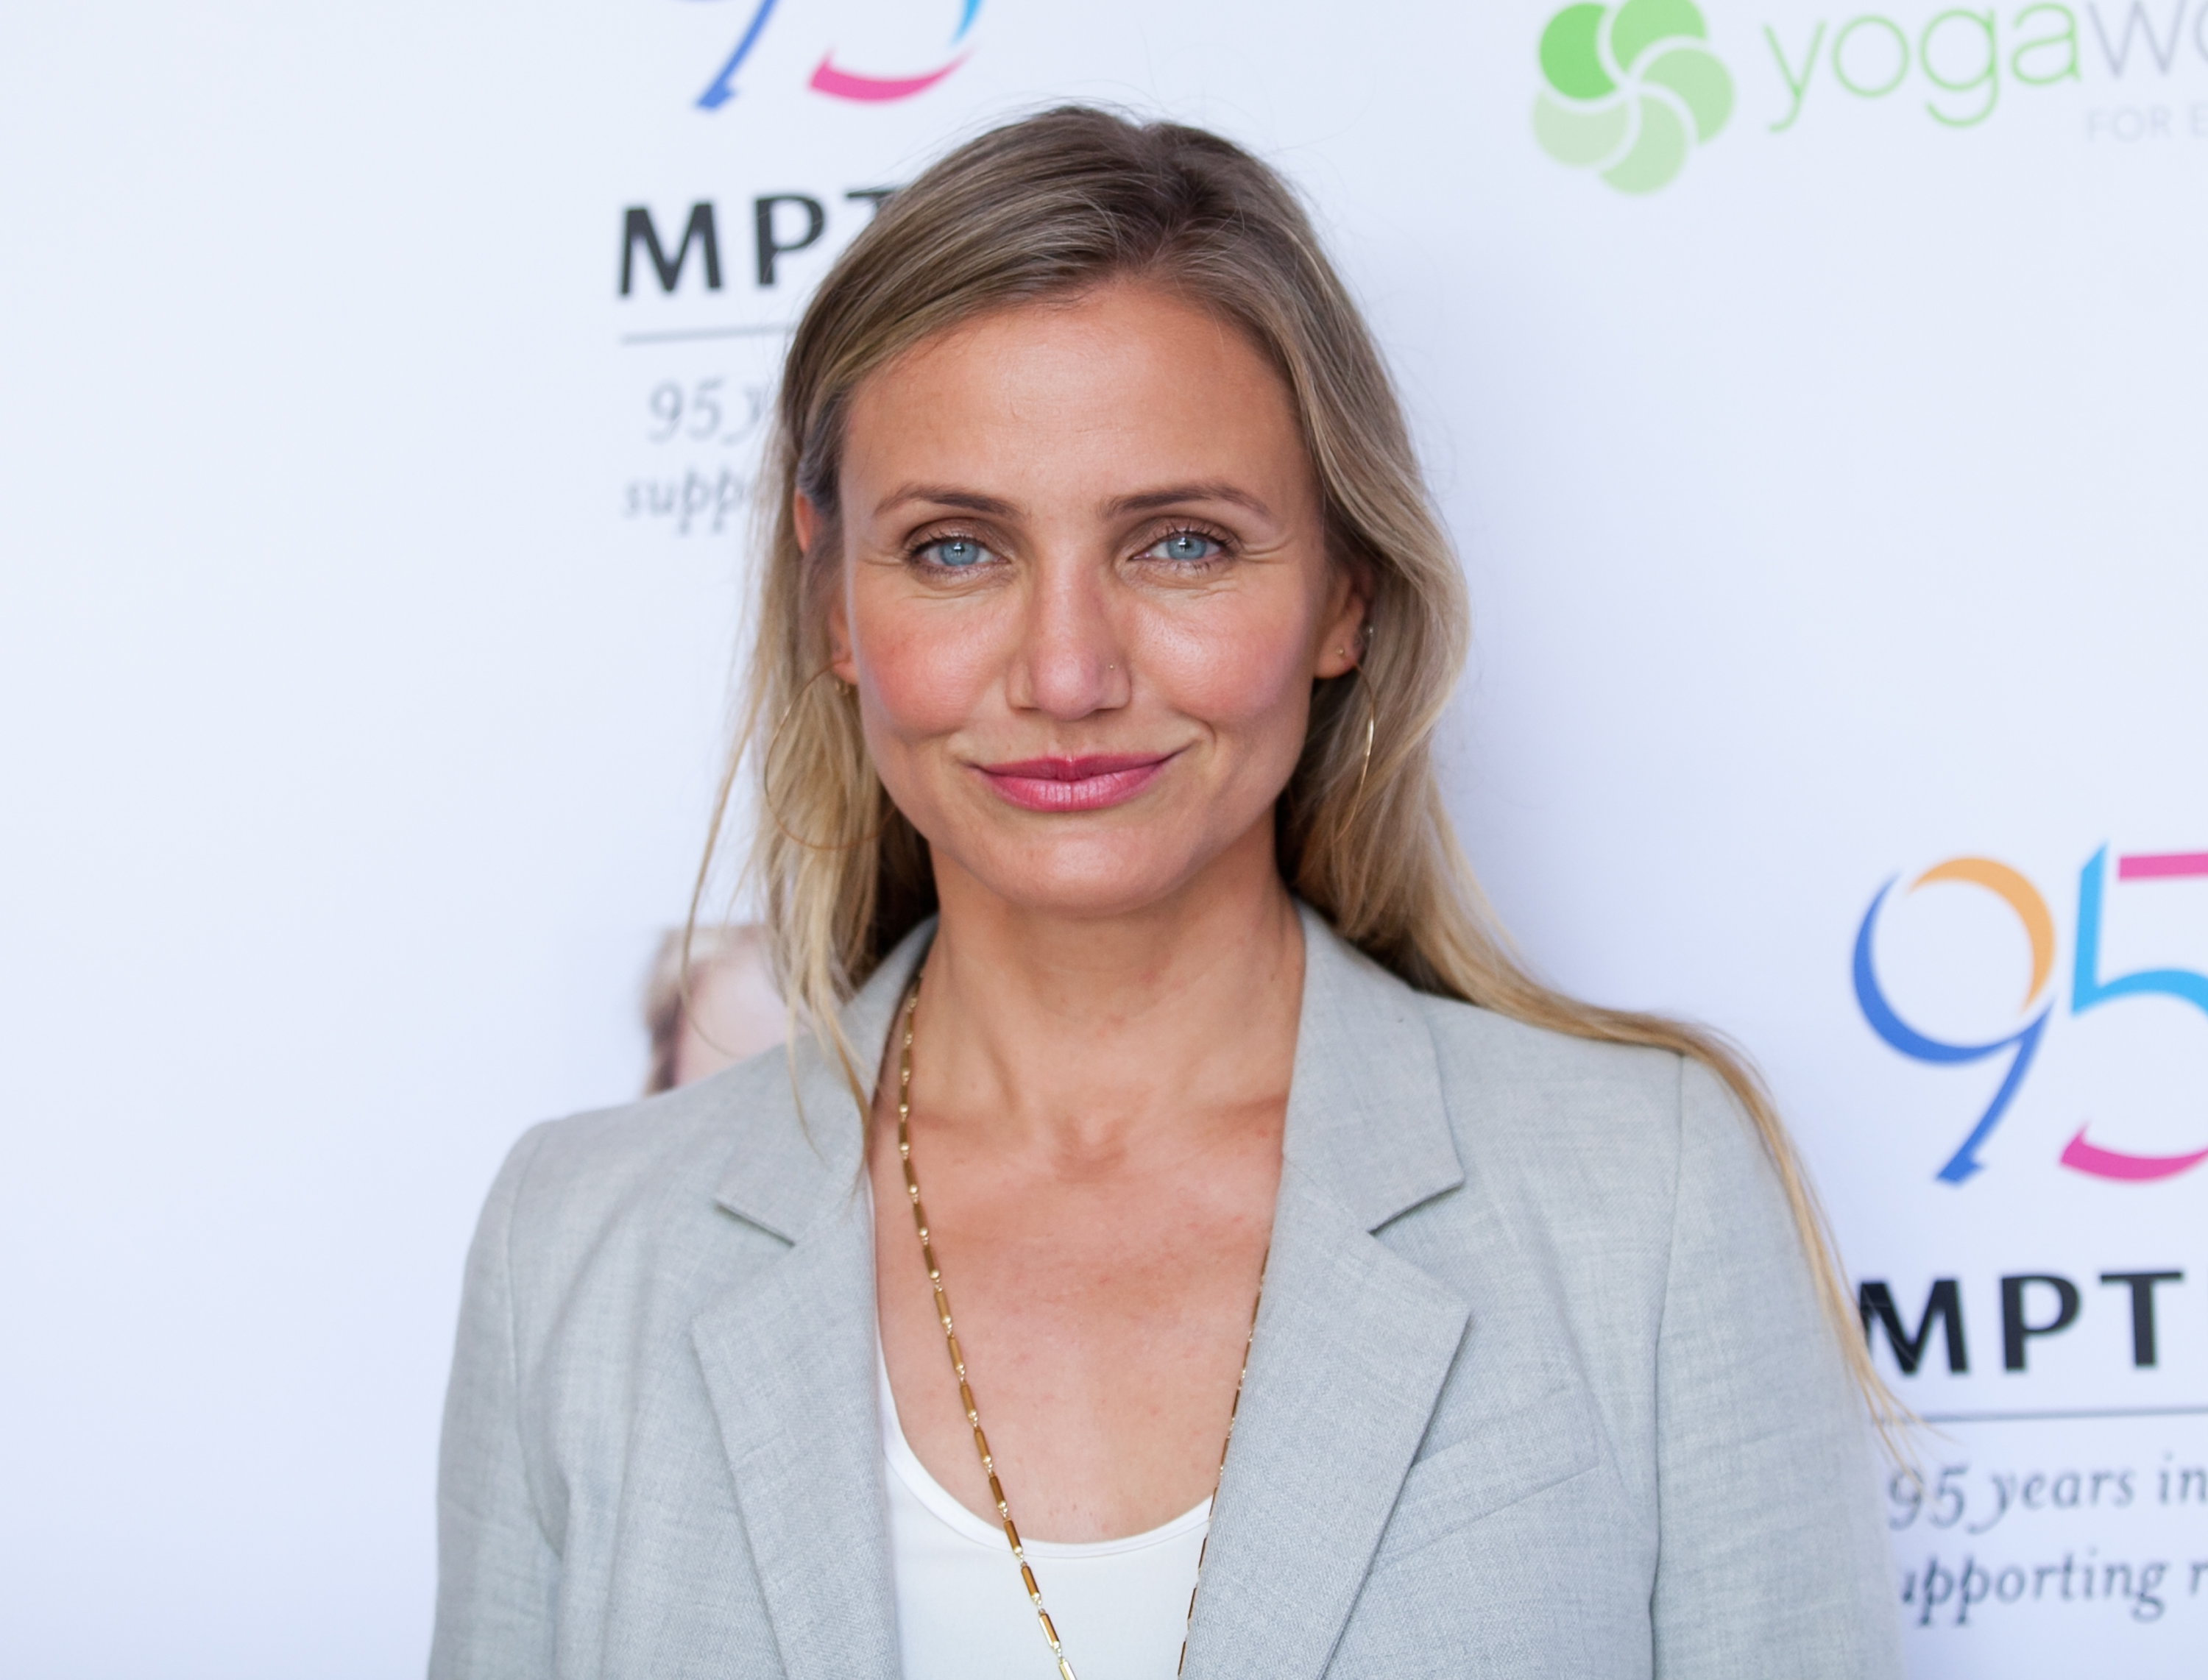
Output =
[
  {"x1": 1142, "y1": 600, "x2": 1314, "y2": 751},
  {"x1": 849, "y1": 586, "x2": 1004, "y2": 744}
]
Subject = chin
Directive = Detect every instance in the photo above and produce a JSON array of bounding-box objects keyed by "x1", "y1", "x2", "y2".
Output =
[{"x1": 951, "y1": 828, "x2": 1231, "y2": 921}]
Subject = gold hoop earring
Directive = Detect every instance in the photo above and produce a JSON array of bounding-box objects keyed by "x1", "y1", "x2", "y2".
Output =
[
  {"x1": 1353, "y1": 668, "x2": 1376, "y2": 805},
  {"x1": 1342, "y1": 634, "x2": 1376, "y2": 810},
  {"x1": 762, "y1": 663, "x2": 893, "y2": 851}
]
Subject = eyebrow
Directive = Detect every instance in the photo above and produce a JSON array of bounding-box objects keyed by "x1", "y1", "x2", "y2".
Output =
[
  {"x1": 873, "y1": 485, "x2": 1020, "y2": 519},
  {"x1": 1106, "y1": 483, "x2": 1275, "y2": 520},
  {"x1": 872, "y1": 481, "x2": 1276, "y2": 522}
]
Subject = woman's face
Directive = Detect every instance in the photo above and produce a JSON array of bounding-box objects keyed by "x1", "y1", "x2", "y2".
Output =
[{"x1": 808, "y1": 281, "x2": 1365, "y2": 921}]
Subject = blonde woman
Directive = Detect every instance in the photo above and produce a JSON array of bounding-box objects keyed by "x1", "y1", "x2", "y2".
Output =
[
  {"x1": 640, "y1": 924, "x2": 787, "y2": 1095},
  {"x1": 434, "y1": 109, "x2": 1900, "y2": 1679}
]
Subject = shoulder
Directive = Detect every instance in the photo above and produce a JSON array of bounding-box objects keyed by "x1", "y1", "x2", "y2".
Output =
[
  {"x1": 1414, "y1": 986, "x2": 1684, "y2": 1098},
  {"x1": 481, "y1": 1049, "x2": 810, "y2": 1311},
  {"x1": 1413, "y1": 990, "x2": 1687, "y2": 1195},
  {"x1": 1386, "y1": 985, "x2": 1856, "y2": 1472},
  {"x1": 473, "y1": 926, "x2": 922, "y2": 1324},
  {"x1": 506, "y1": 1055, "x2": 769, "y2": 1215},
  {"x1": 1403, "y1": 985, "x2": 1783, "y2": 1275},
  {"x1": 1401, "y1": 983, "x2": 1830, "y2": 1406}
]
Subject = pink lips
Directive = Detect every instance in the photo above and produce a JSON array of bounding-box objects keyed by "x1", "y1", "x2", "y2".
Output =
[{"x1": 974, "y1": 754, "x2": 1174, "y2": 812}]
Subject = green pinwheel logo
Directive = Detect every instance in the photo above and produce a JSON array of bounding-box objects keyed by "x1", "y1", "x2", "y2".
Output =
[{"x1": 1534, "y1": 0, "x2": 1733, "y2": 194}]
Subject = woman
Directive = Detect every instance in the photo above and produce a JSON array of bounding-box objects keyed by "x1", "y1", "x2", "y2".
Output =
[
  {"x1": 640, "y1": 924, "x2": 785, "y2": 1094},
  {"x1": 434, "y1": 108, "x2": 1900, "y2": 1679}
]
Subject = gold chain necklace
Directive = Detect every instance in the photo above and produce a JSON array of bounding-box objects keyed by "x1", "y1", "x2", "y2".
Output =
[{"x1": 893, "y1": 977, "x2": 1262, "y2": 1680}]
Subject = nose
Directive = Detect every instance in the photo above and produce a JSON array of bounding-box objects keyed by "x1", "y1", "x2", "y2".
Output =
[{"x1": 1006, "y1": 562, "x2": 1131, "y2": 720}]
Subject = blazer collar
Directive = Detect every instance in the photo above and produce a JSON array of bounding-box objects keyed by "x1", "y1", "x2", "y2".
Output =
[
  {"x1": 1282, "y1": 900, "x2": 1465, "y2": 1231},
  {"x1": 692, "y1": 1184, "x2": 898, "y2": 1680},
  {"x1": 690, "y1": 923, "x2": 934, "y2": 1680},
  {"x1": 711, "y1": 901, "x2": 1463, "y2": 1244},
  {"x1": 710, "y1": 919, "x2": 935, "y2": 1244},
  {"x1": 1175, "y1": 907, "x2": 1472, "y2": 1680}
]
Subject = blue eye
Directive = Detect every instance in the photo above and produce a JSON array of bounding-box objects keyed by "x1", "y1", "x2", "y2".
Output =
[
  {"x1": 920, "y1": 536, "x2": 989, "y2": 568},
  {"x1": 1149, "y1": 531, "x2": 1222, "y2": 564}
]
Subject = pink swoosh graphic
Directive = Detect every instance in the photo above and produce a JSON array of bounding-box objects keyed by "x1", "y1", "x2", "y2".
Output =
[
  {"x1": 2059, "y1": 1125, "x2": 2208, "y2": 1181},
  {"x1": 809, "y1": 54, "x2": 965, "y2": 101},
  {"x1": 2118, "y1": 851, "x2": 2208, "y2": 880}
]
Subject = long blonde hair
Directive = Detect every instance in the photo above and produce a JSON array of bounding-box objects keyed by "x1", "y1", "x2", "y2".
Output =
[{"x1": 693, "y1": 105, "x2": 1894, "y2": 1433}]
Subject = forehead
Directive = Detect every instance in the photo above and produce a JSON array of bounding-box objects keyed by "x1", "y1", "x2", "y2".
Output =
[{"x1": 839, "y1": 282, "x2": 1312, "y2": 510}]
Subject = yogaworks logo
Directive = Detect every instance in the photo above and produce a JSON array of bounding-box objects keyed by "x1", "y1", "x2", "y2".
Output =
[
  {"x1": 1854, "y1": 847, "x2": 2208, "y2": 1186},
  {"x1": 690, "y1": 0, "x2": 982, "y2": 110},
  {"x1": 1535, "y1": 0, "x2": 1737, "y2": 191}
]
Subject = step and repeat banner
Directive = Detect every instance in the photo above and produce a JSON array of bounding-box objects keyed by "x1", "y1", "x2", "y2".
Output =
[
  {"x1": 3, "y1": 0, "x2": 2199, "y2": 1673},
  {"x1": 603, "y1": 10, "x2": 2208, "y2": 1668}
]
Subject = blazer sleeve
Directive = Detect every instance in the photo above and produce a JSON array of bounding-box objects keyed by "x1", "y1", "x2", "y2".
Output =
[
  {"x1": 430, "y1": 1123, "x2": 559, "y2": 1680},
  {"x1": 1649, "y1": 1060, "x2": 1903, "y2": 1679}
]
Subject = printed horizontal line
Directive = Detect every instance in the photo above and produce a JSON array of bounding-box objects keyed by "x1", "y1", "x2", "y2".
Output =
[
  {"x1": 2117, "y1": 851, "x2": 2208, "y2": 881},
  {"x1": 620, "y1": 324, "x2": 790, "y2": 345},
  {"x1": 1919, "y1": 1404, "x2": 2208, "y2": 1424}
]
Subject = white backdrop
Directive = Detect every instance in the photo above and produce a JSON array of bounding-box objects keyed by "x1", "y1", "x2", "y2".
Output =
[{"x1": 2, "y1": 1, "x2": 2203, "y2": 1674}]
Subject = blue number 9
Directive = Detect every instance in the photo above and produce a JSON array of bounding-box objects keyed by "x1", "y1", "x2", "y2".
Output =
[{"x1": 1853, "y1": 858, "x2": 2056, "y2": 1185}]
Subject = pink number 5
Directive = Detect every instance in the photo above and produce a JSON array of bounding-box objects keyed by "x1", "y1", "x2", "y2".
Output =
[{"x1": 2062, "y1": 847, "x2": 2208, "y2": 1181}]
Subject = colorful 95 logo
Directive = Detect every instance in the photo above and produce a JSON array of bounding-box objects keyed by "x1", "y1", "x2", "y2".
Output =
[
  {"x1": 690, "y1": 0, "x2": 982, "y2": 110},
  {"x1": 1855, "y1": 847, "x2": 2208, "y2": 1185}
]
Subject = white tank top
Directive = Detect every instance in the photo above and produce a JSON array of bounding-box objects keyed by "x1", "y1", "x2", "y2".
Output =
[{"x1": 877, "y1": 1342, "x2": 1211, "y2": 1679}]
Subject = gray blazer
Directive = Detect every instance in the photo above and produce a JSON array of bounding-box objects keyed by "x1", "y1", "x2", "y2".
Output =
[{"x1": 433, "y1": 909, "x2": 1901, "y2": 1679}]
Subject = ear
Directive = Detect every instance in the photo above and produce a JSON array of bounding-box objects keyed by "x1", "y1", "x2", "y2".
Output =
[
  {"x1": 802, "y1": 494, "x2": 861, "y2": 685},
  {"x1": 827, "y1": 593, "x2": 857, "y2": 685},
  {"x1": 1312, "y1": 559, "x2": 1373, "y2": 680}
]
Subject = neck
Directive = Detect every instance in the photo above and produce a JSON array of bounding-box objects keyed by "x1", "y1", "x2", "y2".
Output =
[{"x1": 911, "y1": 825, "x2": 1304, "y2": 1168}]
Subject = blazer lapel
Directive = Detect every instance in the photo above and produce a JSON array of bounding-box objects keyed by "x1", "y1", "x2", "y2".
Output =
[
  {"x1": 1181, "y1": 910, "x2": 1471, "y2": 1680},
  {"x1": 689, "y1": 925, "x2": 934, "y2": 1680},
  {"x1": 692, "y1": 1194, "x2": 897, "y2": 1680}
]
